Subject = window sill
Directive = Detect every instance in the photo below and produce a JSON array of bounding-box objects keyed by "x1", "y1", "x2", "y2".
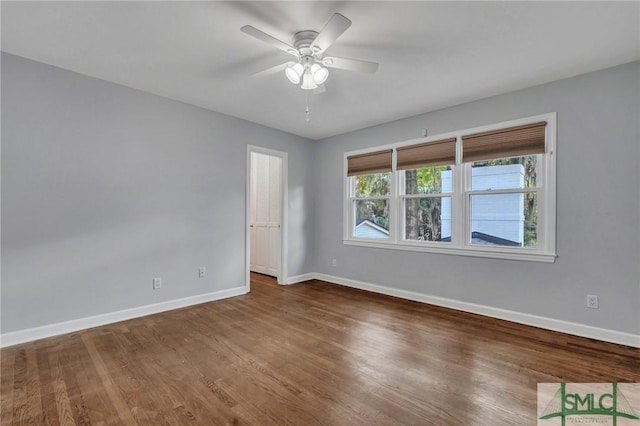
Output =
[{"x1": 343, "y1": 239, "x2": 557, "y2": 263}]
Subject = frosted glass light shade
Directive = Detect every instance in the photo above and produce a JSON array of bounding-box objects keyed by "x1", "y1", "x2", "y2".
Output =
[
  {"x1": 310, "y1": 63, "x2": 329, "y2": 84},
  {"x1": 285, "y1": 63, "x2": 304, "y2": 84},
  {"x1": 301, "y1": 71, "x2": 318, "y2": 90}
]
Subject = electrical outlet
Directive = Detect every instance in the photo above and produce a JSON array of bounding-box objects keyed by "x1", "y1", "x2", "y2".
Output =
[
  {"x1": 332, "y1": 259, "x2": 337, "y2": 267},
  {"x1": 199, "y1": 267, "x2": 206, "y2": 278},
  {"x1": 153, "y1": 277, "x2": 162, "y2": 290},
  {"x1": 586, "y1": 294, "x2": 599, "y2": 309}
]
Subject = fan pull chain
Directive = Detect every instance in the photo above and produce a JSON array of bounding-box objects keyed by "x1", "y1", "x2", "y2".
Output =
[{"x1": 305, "y1": 92, "x2": 311, "y2": 123}]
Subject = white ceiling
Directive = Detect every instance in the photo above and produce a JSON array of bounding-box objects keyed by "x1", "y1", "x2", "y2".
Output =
[{"x1": 2, "y1": 1, "x2": 639, "y2": 140}]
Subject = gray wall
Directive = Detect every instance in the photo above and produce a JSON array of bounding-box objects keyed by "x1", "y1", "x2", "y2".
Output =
[
  {"x1": 314, "y1": 61, "x2": 640, "y2": 335},
  {"x1": 3, "y1": 52, "x2": 638, "y2": 338},
  {"x1": 1, "y1": 53, "x2": 316, "y2": 333}
]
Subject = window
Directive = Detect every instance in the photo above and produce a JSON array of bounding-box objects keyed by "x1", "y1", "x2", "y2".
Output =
[
  {"x1": 343, "y1": 114, "x2": 556, "y2": 262},
  {"x1": 468, "y1": 155, "x2": 539, "y2": 248},
  {"x1": 401, "y1": 165, "x2": 452, "y2": 242},
  {"x1": 352, "y1": 173, "x2": 391, "y2": 239},
  {"x1": 346, "y1": 150, "x2": 392, "y2": 240},
  {"x1": 397, "y1": 137, "x2": 456, "y2": 243}
]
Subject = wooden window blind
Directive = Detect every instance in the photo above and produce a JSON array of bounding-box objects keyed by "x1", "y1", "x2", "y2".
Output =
[
  {"x1": 347, "y1": 149, "x2": 393, "y2": 176},
  {"x1": 462, "y1": 122, "x2": 546, "y2": 163},
  {"x1": 396, "y1": 138, "x2": 457, "y2": 170}
]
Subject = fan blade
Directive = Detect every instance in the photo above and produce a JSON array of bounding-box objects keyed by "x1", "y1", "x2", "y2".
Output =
[
  {"x1": 323, "y1": 56, "x2": 379, "y2": 74},
  {"x1": 241, "y1": 25, "x2": 298, "y2": 57},
  {"x1": 251, "y1": 62, "x2": 293, "y2": 77},
  {"x1": 313, "y1": 84, "x2": 326, "y2": 95},
  {"x1": 311, "y1": 13, "x2": 352, "y2": 54}
]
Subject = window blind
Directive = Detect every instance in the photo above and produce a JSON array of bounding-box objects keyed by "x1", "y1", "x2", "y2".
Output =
[
  {"x1": 462, "y1": 122, "x2": 546, "y2": 163},
  {"x1": 347, "y1": 149, "x2": 393, "y2": 176},
  {"x1": 396, "y1": 138, "x2": 456, "y2": 170}
]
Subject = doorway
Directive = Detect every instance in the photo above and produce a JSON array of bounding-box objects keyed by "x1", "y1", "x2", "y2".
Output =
[{"x1": 246, "y1": 146, "x2": 288, "y2": 291}]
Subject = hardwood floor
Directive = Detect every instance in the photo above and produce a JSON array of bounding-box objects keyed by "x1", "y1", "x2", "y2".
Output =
[{"x1": 1, "y1": 273, "x2": 638, "y2": 425}]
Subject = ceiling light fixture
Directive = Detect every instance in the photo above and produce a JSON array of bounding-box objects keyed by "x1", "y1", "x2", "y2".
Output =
[
  {"x1": 241, "y1": 13, "x2": 379, "y2": 123},
  {"x1": 241, "y1": 13, "x2": 379, "y2": 96},
  {"x1": 285, "y1": 63, "x2": 304, "y2": 84},
  {"x1": 300, "y1": 69, "x2": 318, "y2": 90},
  {"x1": 286, "y1": 59, "x2": 328, "y2": 90},
  {"x1": 310, "y1": 63, "x2": 329, "y2": 85}
]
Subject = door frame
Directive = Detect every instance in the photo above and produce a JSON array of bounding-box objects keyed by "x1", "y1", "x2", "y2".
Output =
[{"x1": 246, "y1": 145, "x2": 288, "y2": 291}]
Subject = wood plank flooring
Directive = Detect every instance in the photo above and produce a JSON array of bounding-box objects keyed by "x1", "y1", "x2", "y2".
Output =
[{"x1": 1, "y1": 273, "x2": 638, "y2": 425}]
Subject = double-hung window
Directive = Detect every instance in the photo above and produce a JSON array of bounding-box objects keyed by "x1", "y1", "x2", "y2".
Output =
[
  {"x1": 397, "y1": 138, "x2": 456, "y2": 244},
  {"x1": 346, "y1": 150, "x2": 393, "y2": 240},
  {"x1": 344, "y1": 113, "x2": 556, "y2": 262},
  {"x1": 463, "y1": 122, "x2": 546, "y2": 250}
]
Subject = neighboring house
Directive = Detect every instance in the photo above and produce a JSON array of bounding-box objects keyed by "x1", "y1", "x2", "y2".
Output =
[
  {"x1": 441, "y1": 233, "x2": 520, "y2": 246},
  {"x1": 441, "y1": 164, "x2": 525, "y2": 246},
  {"x1": 355, "y1": 219, "x2": 390, "y2": 239}
]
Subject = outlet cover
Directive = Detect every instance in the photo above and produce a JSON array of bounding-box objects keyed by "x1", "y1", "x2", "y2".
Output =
[
  {"x1": 586, "y1": 294, "x2": 598, "y2": 309},
  {"x1": 199, "y1": 267, "x2": 206, "y2": 278},
  {"x1": 153, "y1": 277, "x2": 162, "y2": 289}
]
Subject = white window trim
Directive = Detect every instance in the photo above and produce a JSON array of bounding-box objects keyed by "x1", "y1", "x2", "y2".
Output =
[{"x1": 343, "y1": 113, "x2": 557, "y2": 263}]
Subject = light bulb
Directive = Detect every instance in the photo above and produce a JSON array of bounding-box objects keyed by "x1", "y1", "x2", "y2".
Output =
[
  {"x1": 301, "y1": 71, "x2": 318, "y2": 90},
  {"x1": 310, "y1": 63, "x2": 329, "y2": 85},
  {"x1": 285, "y1": 63, "x2": 304, "y2": 84}
]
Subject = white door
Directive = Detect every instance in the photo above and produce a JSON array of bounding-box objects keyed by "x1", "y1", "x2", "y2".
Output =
[{"x1": 250, "y1": 152, "x2": 281, "y2": 277}]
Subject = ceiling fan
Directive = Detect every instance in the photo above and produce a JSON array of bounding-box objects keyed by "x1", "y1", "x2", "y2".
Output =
[{"x1": 241, "y1": 13, "x2": 379, "y2": 91}]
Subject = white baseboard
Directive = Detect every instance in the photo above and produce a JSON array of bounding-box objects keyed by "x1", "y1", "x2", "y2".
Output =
[
  {"x1": 4, "y1": 274, "x2": 638, "y2": 349},
  {"x1": 313, "y1": 273, "x2": 640, "y2": 349},
  {"x1": 0, "y1": 286, "x2": 247, "y2": 348},
  {"x1": 286, "y1": 273, "x2": 317, "y2": 285}
]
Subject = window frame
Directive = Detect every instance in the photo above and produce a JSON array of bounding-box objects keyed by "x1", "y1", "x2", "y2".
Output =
[
  {"x1": 343, "y1": 113, "x2": 557, "y2": 263},
  {"x1": 347, "y1": 171, "x2": 394, "y2": 241},
  {"x1": 398, "y1": 165, "x2": 454, "y2": 246}
]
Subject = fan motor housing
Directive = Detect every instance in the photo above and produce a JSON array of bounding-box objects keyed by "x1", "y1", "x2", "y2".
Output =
[{"x1": 292, "y1": 30, "x2": 319, "y2": 56}]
